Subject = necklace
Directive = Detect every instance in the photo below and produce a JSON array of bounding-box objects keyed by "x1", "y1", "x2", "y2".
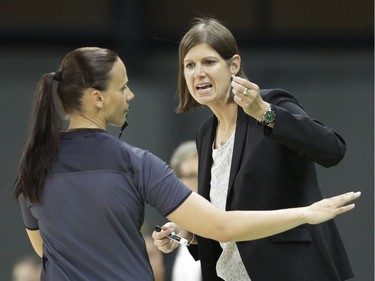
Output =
[{"x1": 217, "y1": 106, "x2": 237, "y2": 147}]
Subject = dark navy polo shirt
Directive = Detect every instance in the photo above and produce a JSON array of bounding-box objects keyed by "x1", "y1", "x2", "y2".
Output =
[{"x1": 19, "y1": 129, "x2": 192, "y2": 280}]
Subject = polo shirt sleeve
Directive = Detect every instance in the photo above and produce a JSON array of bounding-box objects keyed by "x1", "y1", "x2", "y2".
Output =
[
  {"x1": 140, "y1": 151, "x2": 192, "y2": 217},
  {"x1": 18, "y1": 195, "x2": 39, "y2": 230}
]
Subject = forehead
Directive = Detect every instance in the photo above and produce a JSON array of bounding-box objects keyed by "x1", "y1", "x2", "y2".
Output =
[
  {"x1": 184, "y1": 43, "x2": 219, "y2": 61},
  {"x1": 109, "y1": 58, "x2": 127, "y2": 84}
]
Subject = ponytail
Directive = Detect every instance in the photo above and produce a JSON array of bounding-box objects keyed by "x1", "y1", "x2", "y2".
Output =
[
  {"x1": 14, "y1": 47, "x2": 118, "y2": 203},
  {"x1": 14, "y1": 72, "x2": 62, "y2": 204}
]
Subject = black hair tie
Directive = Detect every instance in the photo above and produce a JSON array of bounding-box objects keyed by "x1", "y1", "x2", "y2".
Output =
[{"x1": 53, "y1": 71, "x2": 62, "y2": 82}]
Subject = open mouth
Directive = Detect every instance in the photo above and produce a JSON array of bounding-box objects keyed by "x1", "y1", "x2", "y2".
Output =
[
  {"x1": 125, "y1": 106, "x2": 130, "y2": 114},
  {"x1": 196, "y1": 83, "x2": 212, "y2": 91}
]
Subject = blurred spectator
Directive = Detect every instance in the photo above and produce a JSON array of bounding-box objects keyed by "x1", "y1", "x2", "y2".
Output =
[
  {"x1": 12, "y1": 255, "x2": 41, "y2": 281},
  {"x1": 169, "y1": 141, "x2": 202, "y2": 281}
]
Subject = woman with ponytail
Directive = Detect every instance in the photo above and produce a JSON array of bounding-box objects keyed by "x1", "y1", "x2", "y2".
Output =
[{"x1": 14, "y1": 47, "x2": 360, "y2": 281}]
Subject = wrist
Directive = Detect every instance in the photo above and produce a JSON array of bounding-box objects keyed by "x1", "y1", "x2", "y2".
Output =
[
  {"x1": 298, "y1": 207, "x2": 308, "y2": 225},
  {"x1": 259, "y1": 104, "x2": 276, "y2": 126},
  {"x1": 187, "y1": 232, "x2": 195, "y2": 246}
]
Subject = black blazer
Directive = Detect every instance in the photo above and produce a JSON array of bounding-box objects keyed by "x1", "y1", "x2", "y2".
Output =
[{"x1": 189, "y1": 89, "x2": 353, "y2": 281}]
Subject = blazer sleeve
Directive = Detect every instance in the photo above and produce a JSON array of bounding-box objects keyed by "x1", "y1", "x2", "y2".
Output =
[{"x1": 261, "y1": 89, "x2": 346, "y2": 168}]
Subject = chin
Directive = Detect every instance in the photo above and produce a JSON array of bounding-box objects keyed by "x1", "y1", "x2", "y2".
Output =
[{"x1": 109, "y1": 121, "x2": 124, "y2": 127}]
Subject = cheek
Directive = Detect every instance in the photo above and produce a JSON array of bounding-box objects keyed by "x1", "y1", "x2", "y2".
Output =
[
  {"x1": 184, "y1": 71, "x2": 193, "y2": 82},
  {"x1": 184, "y1": 77, "x2": 194, "y2": 92},
  {"x1": 108, "y1": 95, "x2": 124, "y2": 115},
  {"x1": 118, "y1": 93, "x2": 126, "y2": 104},
  {"x1": 187, "y1": 84, "x2": 194, "y2": 94}
]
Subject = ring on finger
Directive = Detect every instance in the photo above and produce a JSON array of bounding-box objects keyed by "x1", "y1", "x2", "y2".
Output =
[{"x1": 243, "y1": 87, "x2": 249, "y2": 96}]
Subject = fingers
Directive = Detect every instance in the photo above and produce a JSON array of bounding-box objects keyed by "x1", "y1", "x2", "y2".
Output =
[
  {"x1": 335, "y1": 203, "x2": 356, "y2": 216},
  {"x1": 152, "y1": 227, "x2": 173, "y2": 243},
  {"x1": 231, "y1": 76, "x2": 262, "y2": 115},
  {"x1": 152, "y1": 224, "x2": 179, "y2": 253},
  {"x1": 152, "y1": 232, "x2": 173, "y2": 253},
  {"x1": 330, "y1": 191, "x2": 361, "y2": 207},
  {"x1": 231, "y1": 76, "x2": 259, "y2": 98},
  {"x1": 306, "y1": 191, "x2": 361, "y2": 224},
  {"x1": 155, "y1": 239, "x2": 178, "y2": 253},
  {"x1": 331, "y1": 191, "x2": 361, "y2": 216}
]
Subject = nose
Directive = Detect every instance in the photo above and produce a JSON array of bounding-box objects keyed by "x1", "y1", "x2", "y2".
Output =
[
  {"x1": 126, "y1": 90, "x2": 135, "y2": 102},
  {"x1": 193, "y1": 64, "x2": 206, "y2": 78}
]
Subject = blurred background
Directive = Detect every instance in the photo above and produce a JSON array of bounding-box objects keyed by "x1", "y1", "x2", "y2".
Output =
[{"x1": 0, "y1": 0, "x2": 373, "y2": 280}]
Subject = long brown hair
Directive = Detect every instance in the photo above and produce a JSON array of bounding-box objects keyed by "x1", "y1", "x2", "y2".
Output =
[
  {"x1": 14, "y1": 47, "x2": 119, "y2": 204},
  {"x1": 177, "y1": 17, "x2": 247, "y2": 113}
]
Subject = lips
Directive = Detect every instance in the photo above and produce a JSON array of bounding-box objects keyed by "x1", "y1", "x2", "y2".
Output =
[
  {"x1": 196, "y1": 83, "x2": 213, "y2": 95},
  {"x1": 196, "y1": 83, "x2": 212, "y2": 90}
]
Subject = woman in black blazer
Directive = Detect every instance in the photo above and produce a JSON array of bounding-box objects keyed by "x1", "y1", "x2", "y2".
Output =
[{"x1": 153, "y1": 17, "x2": 354, "y2": 281}]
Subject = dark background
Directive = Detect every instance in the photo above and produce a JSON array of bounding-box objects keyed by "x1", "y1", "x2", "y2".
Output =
[{"x1": 0, "y1": 0, "x2": 373, "y2": 280}]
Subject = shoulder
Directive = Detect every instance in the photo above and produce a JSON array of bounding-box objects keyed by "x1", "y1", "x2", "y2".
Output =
[
  {"x1": 197, "y1": 114, "x2": 215, "y2": 136},
  {"x1": 260, "y1": 88, "x2": 301, "y2": 106},
  {"x1": 104, "y1": 133, "x2": 147, "y2": 156},
  {"x1": 101, "y1": 133, "x2": 159, "y2": 168}
]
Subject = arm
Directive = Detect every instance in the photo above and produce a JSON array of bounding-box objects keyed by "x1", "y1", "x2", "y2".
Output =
[
  {"x1": 154, "y1": 191, "x2": 360, "y2": 249},
  {"x1": 267, "y1": 101, "x2": 346, "y2": 167},
  {"x1": 231, "y1": 77, "x2": 346, "y2": 167},
  {"x1": 26, "y1": 229, "x2": 43, "y2": 257}
]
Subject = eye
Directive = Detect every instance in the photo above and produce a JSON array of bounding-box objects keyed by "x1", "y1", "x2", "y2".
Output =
[
  {"x1": 121, "y1": 85, "x2": 128, "y2": 92},
  {"x1": 184, "y1": 62, "x2": 195, "y2": 69},
  {"x1": 203, "y1": 59, "x2": 215, "y2": 65}
]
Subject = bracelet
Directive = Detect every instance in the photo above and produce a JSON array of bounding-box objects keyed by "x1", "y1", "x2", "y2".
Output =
[{"x1": 187, "y1": 233, "x2": 195, "y2": 246}]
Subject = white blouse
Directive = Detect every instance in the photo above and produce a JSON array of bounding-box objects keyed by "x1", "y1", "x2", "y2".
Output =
[{"x1": 210, "y1": 132, "x2": 251, "y2": 281}]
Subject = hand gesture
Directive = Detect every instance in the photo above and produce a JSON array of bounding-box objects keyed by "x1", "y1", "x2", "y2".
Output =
[
  {"x1": 304, "y1": 191, "x2": 361, "y2": 224},
  {"x1": 231, "y1": 75, "x2": 267, "y2": 121}
]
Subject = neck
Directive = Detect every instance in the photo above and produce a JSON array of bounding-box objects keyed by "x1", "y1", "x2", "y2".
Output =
[
  {"x1": 215, "y1": 105, "x2": 237, "y2": 147},
  {"x1": 68, "y1": 114, "x2": 106, "y2": 130}
]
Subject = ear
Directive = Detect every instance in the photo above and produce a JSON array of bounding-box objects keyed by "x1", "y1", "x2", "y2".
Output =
[
  {"x1": 230, "y1": 54, "x2": 241, "y2": 75},
  {"x1": 90, "y1": 89, "x2": 104, "y2": 109}
]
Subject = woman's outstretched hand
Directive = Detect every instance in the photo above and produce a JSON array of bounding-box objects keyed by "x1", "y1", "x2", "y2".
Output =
[
  {"x1": 304, "y1": 191, "x2": 361, "y2": 224},
  {"x1": 152, "y1": 191, "x2": 360, "y2": 251}
]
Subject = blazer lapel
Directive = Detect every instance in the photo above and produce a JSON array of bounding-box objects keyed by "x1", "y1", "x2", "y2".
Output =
[
  {"x1": 198, "y1": 116, "x2": 217, "y2": 200},
  {"x1": 226, "y1": 108, "x2": 249, "y2": 206},
  {"x1": 198, "y1": 109, "x2": 251, "y2": 204}
]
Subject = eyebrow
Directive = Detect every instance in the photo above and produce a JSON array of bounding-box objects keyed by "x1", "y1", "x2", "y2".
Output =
[{"x1": 184, "y1": 55, "x2": 217, "y2": 63}]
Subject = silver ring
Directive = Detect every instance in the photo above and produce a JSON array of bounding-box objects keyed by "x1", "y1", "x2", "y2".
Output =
[{"x1": 243, "y1": 87, "x2": 249, "y2": 96}]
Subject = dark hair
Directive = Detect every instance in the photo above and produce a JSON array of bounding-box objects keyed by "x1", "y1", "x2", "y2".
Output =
[
  {"x1": 14, "y1": 47, "x2": 119, "y2": 204},
  {"x1": 176, "y1": 17, "x2": 247, "y2": 113}
]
